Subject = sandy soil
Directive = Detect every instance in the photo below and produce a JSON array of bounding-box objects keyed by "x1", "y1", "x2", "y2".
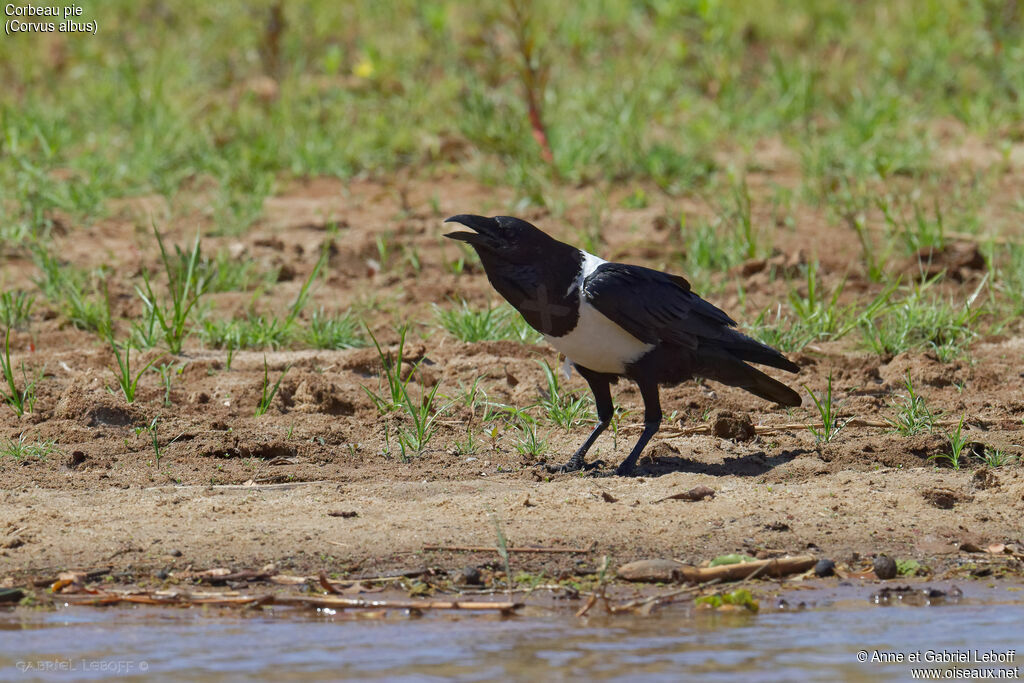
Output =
[{"x1": 1, "y1": 169, "x2": 1023, "y2": 587}]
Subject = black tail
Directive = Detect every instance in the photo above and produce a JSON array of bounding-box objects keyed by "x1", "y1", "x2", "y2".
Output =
[
  {"x1": 697, "y1": 346, "x2": 802, "y2": 407},
  {"x1": 741, "y1": 365, "x2": 802, "y2": 406},
  {"x1": 721, "y1": 330, "x2": 800, "y2": 374}
]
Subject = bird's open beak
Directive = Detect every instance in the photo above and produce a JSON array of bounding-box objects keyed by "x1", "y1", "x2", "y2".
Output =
[{"x1": 443, "y1": 214, "x2": 496, "y2": 244}]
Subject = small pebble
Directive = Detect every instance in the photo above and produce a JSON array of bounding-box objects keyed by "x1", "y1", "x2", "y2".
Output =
[
  {"x1": 453, "y1": 566, "x2": 482, "y2": 586},
  {"x1": 169, "y1": 549, "x2": 183, "y2": 558},
  {"x1": 814, "y1": 559, "x2": 836, "y2": 577},
  {"x1": 873, "y1": 555, "x2": 897, "y2": 580}
]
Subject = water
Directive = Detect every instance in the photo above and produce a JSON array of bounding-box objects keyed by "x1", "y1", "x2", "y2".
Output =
[{"x1": 2, "y1": 584, "x2": 1023, "y2": 682}]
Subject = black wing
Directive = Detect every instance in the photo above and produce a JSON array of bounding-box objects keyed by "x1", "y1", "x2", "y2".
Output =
[{"x1": 582, "y1": 262, "x2": 798, "y2": 373}]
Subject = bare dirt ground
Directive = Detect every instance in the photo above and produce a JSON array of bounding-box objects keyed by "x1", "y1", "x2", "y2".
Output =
[{"x1": 2, "y1": 165, "x2": 1023, "y2": 590}]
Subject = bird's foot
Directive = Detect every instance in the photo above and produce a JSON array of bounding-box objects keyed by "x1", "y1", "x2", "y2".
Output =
[
  {"x1": 614, "y1": 461, "x2": 641, "y2": 477},
  {"x1": 546, "y1": 458, "x2": 606, "y2": 474}
]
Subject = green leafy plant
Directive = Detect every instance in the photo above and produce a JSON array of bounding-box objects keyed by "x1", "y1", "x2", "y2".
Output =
[
  {"x1": 434, "y1": 301, "x2": 542, "y2": 343},
  {"x1": 0, "y1": 290, "x2": 34, "y2": 329},
  {"x1": 696, "y1": 588, "x2": 759, "y2": 613},
  {"x1": 886, "y1": 375, "x2": 935, "y2": 435},
  {"x1": 931, "y1": 415, "x2": 969, "y2": 470},
  {"x1": 31, "y1": 247, "x2": 110, "y2": 334},
  {"x1": 0, "y1": 328, "x2": 40, "y2": 416},
  {"x1": 108, "y1": 336, "x2": 164, "y2": 404},
  {"x1": 306, "y1": 308, "x2": 365, "y2": 349},
  {"x1": 977, "y1": 447, "x2": 1015, "y2": 468},
  {"x1": 138, "y1": 416, "x2": 162, "y2": 466},
  {"x1": 0, "y1": 434, "x2": 58, "y2": 461},
  {"x1": 805, "y1": 373, "x2": 845, "y2": 445},
  {"x1": 514, "y1": 417, "x2": 547, "y2": 458},
  {"x1": 896, "y1": 558, "x2": 924, "y2": 577},
  {"x1": 136, "y1": 227, "x2": 211, "y2": 354},
  {"x1": 255, "y1": 357, "x2": 290, "y2": 417},
  {"x1": 536, "y1": 360, "x2": 591, "y2": 430},
  {"x1": 861, "y1": 276, "x2": 985, "y2": 362}
]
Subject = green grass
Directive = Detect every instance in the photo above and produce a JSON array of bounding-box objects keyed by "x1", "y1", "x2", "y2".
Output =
[
  {"x1": 136, "y1": 227, "x2": 211, "y2": 355},
  {"x1": 255, "y1": 357, "x2": 290, "y2": 417},
  {"x1": 434, "y1": 301, "x2": 543, "y2": 343},
  {"x1": 885, "y1": 375, "x2": 936, "y2": 436},
  {"x1": 200, "y1": 314, "x2": 293, "y2": 351},
  {"x1": 805, "y1": 373, "x2": 845, "y2": 446},
  {"x1": 5, "y1": 1, "x2": 1023, "y2": 224},
  {"x1": 198, "y1": 248, "x2": 328, "y2": 351},
  {"x1": 0, "y1": 328, "x2": 39, "y2": 416},
  {"x1": 0, "y1": 290, "x2": 34, "y2": 330},
  {"x1": 197, "y1": 249, "x2": 279, "y2": 293},
  {"x1": 977, "y1": 447, "x2": 1016, "y2": 469},
  {"x1": 0, "y1": 434, "x2": 59, "y2": 462},
  {"x1": 514, "y1": 418, "x2": 548, "y2": 459},
  {"x1": 746, "y1": 264, "x2": 898, "y2": 351},
  {"x1": 536, "y1": 360, "x2": 591, "y2": 430},
  {"x1": 861, "y1": 277, "x2": 985, "y2": 361},
  {"x1": 362, "y1": 326, "x2": 444, "y2": 457},
  {"x1": 107, "y1": 336, "x2": 164, "y2": 405},
  {"x1": 31, "y1": 247, "x2": 110, "y2": 335},
  {"x1": 305, "y1": 308, "x2": 365, "y2": 350},
  {"x1": 931, "y1": 415, "x2": 970, "y2": 470}
]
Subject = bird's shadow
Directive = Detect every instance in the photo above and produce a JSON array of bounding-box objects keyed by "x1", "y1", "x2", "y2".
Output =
[{"x1": 568, "y1": 449, "x2": 812, "y2": 479}]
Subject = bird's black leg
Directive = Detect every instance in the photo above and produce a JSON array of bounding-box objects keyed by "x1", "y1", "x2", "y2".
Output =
[
  {"x1": 615, "y1": 379, "x2": 662, "y2": 476},
  {"x1": 548, "y1": 368, "x2": 613, "y2": 473}
]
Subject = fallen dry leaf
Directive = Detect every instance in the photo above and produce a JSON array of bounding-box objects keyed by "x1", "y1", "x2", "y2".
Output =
[{"x1": 655, "y1": 485, "x2": 715, "y2": 503}]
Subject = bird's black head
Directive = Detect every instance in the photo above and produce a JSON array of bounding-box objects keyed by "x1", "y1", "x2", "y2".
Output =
[
  {"x1": 443, "y1": 214, "x2": 559, "y2": 264},
  {"x1": 443, "y1": 214, "x2": 584, "y2": 337}
]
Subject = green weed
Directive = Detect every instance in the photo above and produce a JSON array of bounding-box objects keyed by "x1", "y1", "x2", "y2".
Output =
[
  {"x1": 197, "y1": 248, "x2": 327, "y2": 351},
  {"x1": 305, "y1": 308, "x2": 365, "y2": 349},
  {"x1": 861, "y1": 277, "x2": 985, "y2": 361},
  {"x1": 978, "y1": 446, "x2": 1016, "y2": 469},
  {"x1": 434, "y1": 301, "x2": 543, "y2": 343},
  {"x1": 750, "y1": 264, "x2": 897, "y2": 351},
  {"x1": 198, "y1": 249, "x2": 278, "y2": 293},
  {"x1": 695, "y1": 588, "x2": 759, "y2": 613},
  {"x1": 108, "y1": 337, "x2": 164, "y2": 405},
  {"x1": 536, "y1": 360, "x2": 591, "y2": 430},
  {"x1": 0, "y1": 290, "x2": 34, "y2": 329},
  {"x1": 362, "y1": 326, "x2": 416, "y2": 415},
  {"x1": 137, "y1": 416, "x2": 162, "y2": 466},
  {"x1": 0, "y1": 434, "x2": 58, "y2": 461},
  {"x1": 31, "y1": 248, "x2": 110, "y2": 334},
  {"x1": 255, "y1": 357, "x2": 290, "y2": 417},
  {"x1": 155, "y1": 363, "x2": 181, "y2": 407},
  {"x1": 136, "y1": 228, "x2": 211, "y2": 355},
  {"x1": 0, "y1": 329, "x2": 39, "y2": 416},
  {"x1": 930, "y1": 414, "x2": 969, "y2": 470},
  {"x1": 514, "y1": 418, "x2": 548, "y2": 459},
  {"x1": 805, "y1": 373, "x2": 845, "y2": 446},
  {"x1": 362, "y1": 327, "x2": 443, "y2": 456},
  {"x1": 886, "y1": 375, "x2": 935, "y2": 436}
]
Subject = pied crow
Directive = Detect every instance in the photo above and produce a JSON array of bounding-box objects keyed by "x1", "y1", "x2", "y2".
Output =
[{"x1": 444, "y1": 214, "x2": 800, "y2": 476}]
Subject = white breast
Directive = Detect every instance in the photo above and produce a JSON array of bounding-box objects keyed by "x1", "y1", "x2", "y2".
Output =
[{"x1": 542, "y1": 252, "x2": 653, "y2": 374}]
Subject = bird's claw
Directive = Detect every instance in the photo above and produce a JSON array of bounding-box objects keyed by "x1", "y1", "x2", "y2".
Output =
[{"x1": 546, "y1": 458, "x2": 606, "y2": 474}]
